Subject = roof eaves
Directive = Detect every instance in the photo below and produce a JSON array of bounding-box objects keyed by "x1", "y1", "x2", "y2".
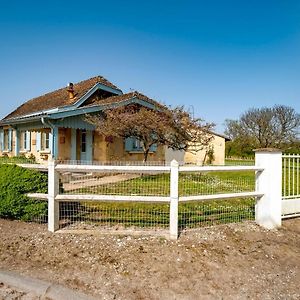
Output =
[{"x1": 73, "y1": 82, "x2": 123, "y2": 108}]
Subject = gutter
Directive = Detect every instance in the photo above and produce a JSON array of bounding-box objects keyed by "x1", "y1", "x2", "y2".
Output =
[{"x1": 41, "y1": 117, "x2": 55, "y2": 129}]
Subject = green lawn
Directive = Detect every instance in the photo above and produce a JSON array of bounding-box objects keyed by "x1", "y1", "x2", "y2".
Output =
[{"x1": 61, "y1": 170, "x2": 256, "y2": 230}]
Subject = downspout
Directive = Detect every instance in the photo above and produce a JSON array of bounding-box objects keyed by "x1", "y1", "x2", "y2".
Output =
[{"x1": 41, "y1": 117, "x2": 58, "y2": 159}]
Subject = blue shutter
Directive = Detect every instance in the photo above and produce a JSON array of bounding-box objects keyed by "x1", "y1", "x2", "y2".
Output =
[
  {"x1": 0, "y1": 129, "x2": 3, "y2": 152},
  {"x1": 150, "y1": 143, "x2": 157, "y2": 152},
  {"x1": 49, "y1": 132, "x2": 53, "y2": 154},
  {"x1": 36, "y1": 132, "x2": 41, "y2": 151},
  {"x1": 8, "y1": 129, "x2": 12, "y2": 152},
  {"x1": 26, "y1": 131, "x2": 31, "y2": 151},
  {"x1": 125, "y1": 137, "x2": 134, "y2": 151}
]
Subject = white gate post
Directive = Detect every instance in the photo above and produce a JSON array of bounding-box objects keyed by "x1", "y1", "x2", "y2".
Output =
[
  {"x1": 48, "y1": 160, "x2": 59, "y2": 232},
  {"x1": 255, "y1": 148, "x2": 282, "y2": 229},
  {"x1": 170, "y1": 159, "x2": 179, "y2": 240}
]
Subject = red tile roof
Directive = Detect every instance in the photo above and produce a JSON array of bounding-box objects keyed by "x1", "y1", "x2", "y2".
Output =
[{"x1": 3, "y1": 76, "x2": 121, "y2": 120}]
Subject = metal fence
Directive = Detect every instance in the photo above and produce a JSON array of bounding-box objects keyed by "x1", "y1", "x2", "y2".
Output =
[{"x1": 282, "y1": 154, "x2": 300, "y2": 218}]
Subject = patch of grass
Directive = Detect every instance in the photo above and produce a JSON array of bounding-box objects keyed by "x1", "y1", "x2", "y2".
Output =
[{"x1": 0, "y1": 155, "x2": 36, "y2": 164}]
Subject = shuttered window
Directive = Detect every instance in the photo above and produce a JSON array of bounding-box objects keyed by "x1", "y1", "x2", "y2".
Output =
[
  {"x1": 124, "y1": 137, "x2": 157, "y2": 152},
  {"x1": 20, "y1": 131, "x2": 31, "y2": 151}
]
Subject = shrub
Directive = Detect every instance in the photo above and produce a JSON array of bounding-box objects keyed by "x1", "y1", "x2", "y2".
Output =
[
  {"x1": 0, "y1": 155, "x2": 36, "y2": 164},
  {"x1": 0, "y1": 164, "x2": 48, "y2": 221}
]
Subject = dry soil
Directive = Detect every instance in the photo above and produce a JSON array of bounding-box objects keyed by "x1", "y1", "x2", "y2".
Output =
[{"x1": 0, "y1": 219, "x2": 300, "y2": 299}]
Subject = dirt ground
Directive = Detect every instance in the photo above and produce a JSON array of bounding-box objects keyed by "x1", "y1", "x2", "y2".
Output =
[
  {"x1": 0, "y1": 219, "x2": 300, "y2": 300},
  {"x1": 0, "y1": 282, "x2": 39, "y2": 300}
]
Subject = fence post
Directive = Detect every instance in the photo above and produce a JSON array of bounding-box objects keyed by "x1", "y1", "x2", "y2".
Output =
[
  {"x1": 255, "y1": 148, "x2": 282, "y2": 229},
  {"x1": 48, "y1": 160, "x2": 59, "y2": 232},
  {"x1": 170, "y1": 159, "x2": 179, "y2": 240}
]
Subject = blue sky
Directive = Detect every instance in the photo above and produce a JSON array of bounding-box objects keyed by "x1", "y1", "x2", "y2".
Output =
[{"x1": 0, "y1": 0, "x2": 299, "y2": 132}]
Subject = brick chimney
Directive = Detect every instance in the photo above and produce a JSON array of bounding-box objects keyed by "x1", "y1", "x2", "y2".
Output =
[{"x1": 67, "y1": 82, "x2": 75, "y2": 100}]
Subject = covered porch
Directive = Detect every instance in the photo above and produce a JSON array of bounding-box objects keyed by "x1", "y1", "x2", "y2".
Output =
[{"x1": 11, "y1": 116, "x2": 98, "y2": 163}]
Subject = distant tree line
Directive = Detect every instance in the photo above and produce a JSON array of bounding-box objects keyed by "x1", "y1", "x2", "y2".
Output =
[{"x1": 225, "y1": 105, "x2": 300, "y2": 157}]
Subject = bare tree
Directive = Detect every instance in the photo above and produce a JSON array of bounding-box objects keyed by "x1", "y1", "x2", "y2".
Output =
[
  {"x1": 225, "y1": 105, "x2": 300, "y2": 150},
  {"x1": 86, "y1": 104, "x2": 214, "y2": 162}
]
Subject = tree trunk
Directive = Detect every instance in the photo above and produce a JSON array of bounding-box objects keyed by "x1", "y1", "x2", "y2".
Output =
[{"x1": 143, "y1": 149, "x2": 150, "y2": 163}]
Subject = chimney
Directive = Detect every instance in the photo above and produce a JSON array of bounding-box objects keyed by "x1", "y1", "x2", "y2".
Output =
[{"x1": 67, "y1": 82, "x2": 75, "y2": 99}]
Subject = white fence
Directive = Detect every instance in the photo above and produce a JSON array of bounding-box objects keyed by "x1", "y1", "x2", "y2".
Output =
[
  {"x1": 282, "y1": 154, "x2": 300, "y2": 218},
  {"x1": 25, "y1": 149, "x2": 288, "y2": 240}
]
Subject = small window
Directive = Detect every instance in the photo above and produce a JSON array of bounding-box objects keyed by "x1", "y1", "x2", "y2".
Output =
[
  {"x1": 41, "y1": 132, "x2": 50, "y2": 151},
  {"x1": 3, "y1": 130, "x2": 9, "y2": 151},
  {"x1": 133, "y1": 139, "x2": 143, "y2": 150},
  {"x1": 20, "y1": 131, "x2": 30, "y2": 151}
]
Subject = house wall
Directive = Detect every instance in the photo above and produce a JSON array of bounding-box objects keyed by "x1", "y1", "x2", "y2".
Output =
[
  {"x1": 184, "y1": 135, "x2": 226, "y2": 165},
  {"x1": 93, "y1": 132, "x2": 108, "y2": 161},
  {"x1": 105, "y1": 136, "x2": 165, "y2": 162},
  {"x1": 165, "y1": 147, "x2": 185, "y2": 164},
  {"x1": 57, "y1": 128, "x2": 71, "y2": 161},
  {"x1": 0, "y1": 128, "x2": 166, "y2": 163}
]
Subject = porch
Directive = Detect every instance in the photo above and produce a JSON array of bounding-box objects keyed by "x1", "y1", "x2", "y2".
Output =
[{"x1": 1, "y1": 116, "x2": 98, "y2": 163}]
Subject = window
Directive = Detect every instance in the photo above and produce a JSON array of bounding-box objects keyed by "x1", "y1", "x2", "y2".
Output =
[
  {"x1": 125, "y1": 137, "x2": 157, "y2": 152},
  {"x1": 133, "y1": 139, "x2": 143, "y2": 150},
  {"x1": 3, "y1": 130, "x2": 9, "y2": 151},
  {"x1": 41, "y1": 132, "x2": 50, "y2": 151},
  {"x1": 20, "y1": 131, "x2": 30, "y2": 151}
]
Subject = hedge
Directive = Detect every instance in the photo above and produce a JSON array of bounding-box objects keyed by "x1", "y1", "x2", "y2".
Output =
[{"x1": 0, "y1": 164, "x2": 48, "y2": 221}]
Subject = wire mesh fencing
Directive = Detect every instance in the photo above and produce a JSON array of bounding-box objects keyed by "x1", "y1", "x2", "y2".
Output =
[
  {"x1": 59, "y1": 171, "x2": 170, "y2": 196},
  {"x1": 178, "y1": 198, "x2": 255, "y2": 231},
  {"x1": 225, "y1": 157, "x2": 255, "y2": 166},
  {"x1": 178, "y1": 170, "x2": 256, "y2": 230},
  {"x1": 59, "y1": 201, "x2": 170, "y2": 232},
  {"x1": 179, "y1": 171, "x2": 255, "y2": 196},
  {"x1": 24, "y1": 198, "x2": 48, "y2": 224},
  {"x1": 55, "y1": 161, "x2": 257, "y2": 233}
]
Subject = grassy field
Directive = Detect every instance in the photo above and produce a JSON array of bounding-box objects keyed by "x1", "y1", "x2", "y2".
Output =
[{"x1": 60, "y1": 169, "x2": 256, "y2": 230}]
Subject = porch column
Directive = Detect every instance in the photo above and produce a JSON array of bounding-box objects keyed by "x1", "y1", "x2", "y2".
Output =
[
  {"x1": 51, "y1": 127, "x2": 59, "y2": 159},
  {"x1": 15, "y1": 129, "x2": 20, "y2": 156},
  {"x1": 71, "y1": 128, "x2": 77, "y2": 161}
]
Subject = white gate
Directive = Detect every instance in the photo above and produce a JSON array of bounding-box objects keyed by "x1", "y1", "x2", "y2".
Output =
[{"x1": 282, "y1": 154, "x2": 300, "y2": 218}]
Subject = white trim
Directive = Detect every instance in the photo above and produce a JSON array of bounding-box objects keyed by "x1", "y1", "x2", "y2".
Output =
[
  {"x1": 179, "y1": 166, "x2": 264, "y2": 172},
  {"x1": 180, "y1": 192, "x2": 264, "y2": 202},
  {"x1": 73, "y1": 82, "x2": 122, "y2": 107},
  {"x1": 56, "y1": 194, "x2": 169, "y2": 203},
  {"x1": 55, "y1": 164, "x2": 171, "y2": 172}
]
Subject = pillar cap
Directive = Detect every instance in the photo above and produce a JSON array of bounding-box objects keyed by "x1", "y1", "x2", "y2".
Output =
[{"x1": 253, "y1": 148, "x2": 282, "y2": 153}]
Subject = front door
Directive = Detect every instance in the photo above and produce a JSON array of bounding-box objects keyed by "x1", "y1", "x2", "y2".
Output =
[
  {"x1": 80, "y1": 129, "x2": 87, "y2": 161},
  {"x1": 80, "y1": 129, "x2": 93, "y2": 162}
]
